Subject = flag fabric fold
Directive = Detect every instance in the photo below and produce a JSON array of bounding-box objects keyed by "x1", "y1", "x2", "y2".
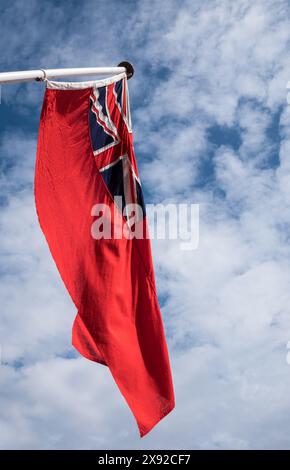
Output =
[{"x1": 34, "y1": 71, "x2": 175, "y2": 436}]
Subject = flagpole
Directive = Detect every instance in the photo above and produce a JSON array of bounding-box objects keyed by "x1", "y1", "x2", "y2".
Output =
[{"x1": 0, "y1": 62, "x2": 134, "y2": 84}]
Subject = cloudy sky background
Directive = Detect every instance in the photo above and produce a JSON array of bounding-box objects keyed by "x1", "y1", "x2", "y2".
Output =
[{"x1": 1, "y1": 0, "x2": 290, "y2": 449}]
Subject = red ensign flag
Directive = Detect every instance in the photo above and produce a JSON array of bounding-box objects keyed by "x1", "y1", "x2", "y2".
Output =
[{"x1": 34, "y1": 71, "x2": 175, "y2": 436}]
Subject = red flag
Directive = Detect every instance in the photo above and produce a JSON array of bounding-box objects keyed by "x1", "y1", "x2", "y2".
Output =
[{"x1": 34, "y1": 72, "x2": 175, "y2": 436}]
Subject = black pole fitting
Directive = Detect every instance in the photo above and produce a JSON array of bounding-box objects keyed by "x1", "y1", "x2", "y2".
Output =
[{"x1": 118, "y1": 61, "x2": 134, "y2": 79}]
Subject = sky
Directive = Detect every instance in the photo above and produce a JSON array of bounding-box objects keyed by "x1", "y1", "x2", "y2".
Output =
[{"x1": 1, "y1": 0, "x2": 290, "y2": 450}]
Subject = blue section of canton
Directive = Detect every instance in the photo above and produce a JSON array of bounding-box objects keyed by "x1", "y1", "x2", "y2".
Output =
[
  {"x1": 89, "y1": 100, "x2": 115, "y2": 153},
  {"x1": 101, "y1": 158, "x2": 146, "y2": 219},
  {"x1": 114, "y1": 79, "x2": 123, "y2": 109},
  {"x1": 101, "y1": 159, "x2": 126, "y2": 213},
  {"x1": 135, "y1": 178, "x2": 146, "y2": 216},
  {"x1": 97, "y1": 86, "x2": 108, "y2": 118}
]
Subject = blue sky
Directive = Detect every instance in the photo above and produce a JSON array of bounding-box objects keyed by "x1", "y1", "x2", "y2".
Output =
[{"x1": 1, "y1": 0, "x2": 290, "y2": 449}]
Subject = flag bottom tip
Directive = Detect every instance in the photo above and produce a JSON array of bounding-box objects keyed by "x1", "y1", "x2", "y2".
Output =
[{"x1": 138, "y1": 400, "x2": 175, "y2": 438}]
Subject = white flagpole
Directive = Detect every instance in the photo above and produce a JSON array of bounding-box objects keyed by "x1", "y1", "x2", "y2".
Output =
[{"x1": 0, "y1": 62, "x2": 134, "y2": 84}]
